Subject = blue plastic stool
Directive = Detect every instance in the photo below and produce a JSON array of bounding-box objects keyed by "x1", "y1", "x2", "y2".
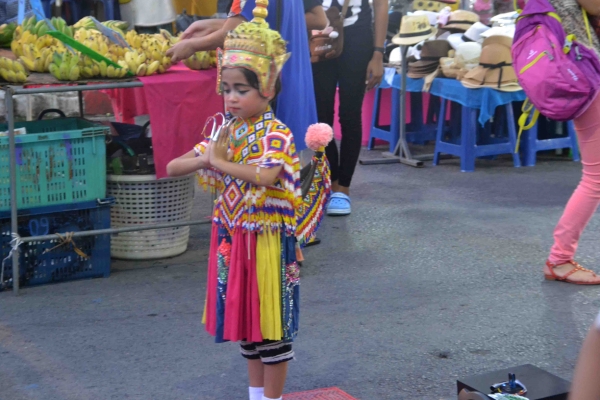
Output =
[
  {"x1": 368, "y1": 87, "x2": 438, "y2": 152},
  {"x1": 368, "y1": 86, "x2": 400, "y2": 152},
  {"x1": 519, "y1": 119, "x2": 580, "y2": 167},
  {"x1": 433, "y1": 99, "x2": 522, "y2": 172}
]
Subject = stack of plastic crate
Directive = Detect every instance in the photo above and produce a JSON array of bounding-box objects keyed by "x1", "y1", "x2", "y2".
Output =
[{"x1": 0, "y1": 117, "x2": 112, "y2": 289}]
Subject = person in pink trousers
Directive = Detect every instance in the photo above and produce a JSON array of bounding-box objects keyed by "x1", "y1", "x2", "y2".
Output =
[{"x1": 544, "y1": 0, "x2": 600, "y2": 284}]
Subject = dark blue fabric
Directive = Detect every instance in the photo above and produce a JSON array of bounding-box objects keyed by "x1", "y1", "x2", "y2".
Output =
[
  {"x1": 214, "y1": 227, "x2": 230, "y2": 343},
  {"x1": 430, "y1": 78, "x2": 526, "y2": 126},
  {"x1": 240, "y1": 0, "x2": 317, "y2": 152},
  {"x1": 281, "y1": 233, "x2": 299, "y2": 340}
]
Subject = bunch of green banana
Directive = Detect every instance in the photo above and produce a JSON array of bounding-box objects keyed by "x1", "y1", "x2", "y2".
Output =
[
  {"x1": 101, "y1": 20, "x2": 129, "y2": 36},
  {"x1": 19, "y1": 44, "x2": 54, "y2": 72},
  {"x1": 50, "y1": 17, "x2": 74, "y2": 38},
  {"x1": 20, "y1": 16, "x2": 71, "y2": 38},
  {"x1": 95, "y1": 60, "x2": 128, "y2": 79},
  {"x1": 49, "y1": 52, "x2": 81, "y2": 81},
  {"x1": 0, "y1": 22, "x2": 17, "y2": 48},
  {"x1": 0, "y1": 56, "x2": 28, "y2": 83},
  {"x1": 73, "y1": 16, "x2": 96, "y2": 30},
  {"x1": 20, "y1": 16, "x2": 38, "y2": 34},
  {"x1": 184, "y1": 51, "x2": 212, "y2": 70}
]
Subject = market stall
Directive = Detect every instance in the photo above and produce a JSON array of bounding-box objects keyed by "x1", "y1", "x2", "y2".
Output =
[
  {"x1": 104, "y1": 64, "x2": 223, "y2": 178},
  {"x1": 365, "y1": 2, "x2": 580, "y2": 171},
  {"x1": 0, "y1": 14, "x2": 220, "y2": 294}
]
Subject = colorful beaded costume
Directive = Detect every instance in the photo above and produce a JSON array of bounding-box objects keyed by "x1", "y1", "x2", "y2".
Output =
[{"x1": 194, "y1": 0, "x2": 330, "y2": 344}]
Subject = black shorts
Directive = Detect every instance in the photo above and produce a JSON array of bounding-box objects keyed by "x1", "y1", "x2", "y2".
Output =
[{"x1": 239, "y1": 340, "x2": 294, "y2": 365}]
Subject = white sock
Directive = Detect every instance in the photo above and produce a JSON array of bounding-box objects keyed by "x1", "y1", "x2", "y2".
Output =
[
  {"x1": 261, "y1": 396, "x2": 282, "y2": 400},
  {"x1": 249, "y1": 387, "x2": 264, "y2": 400}
]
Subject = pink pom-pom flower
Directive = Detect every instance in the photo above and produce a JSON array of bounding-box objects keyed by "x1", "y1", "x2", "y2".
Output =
[{"x1": 305, "y1": 123, "x2": 333, "y2": 151}]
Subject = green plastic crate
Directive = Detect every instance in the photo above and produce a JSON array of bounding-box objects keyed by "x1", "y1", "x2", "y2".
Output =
[{"x1": 0, "y1": 118, "x2": 108, "y2": 211}]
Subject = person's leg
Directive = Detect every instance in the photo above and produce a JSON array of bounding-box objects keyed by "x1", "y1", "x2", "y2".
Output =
[
  {"x1": 312, "y1": 59, "x2": 340, "y2": 184},
  {"x1": 569, "y1": 314, "x2": 600, "y2": 400},
  {"x1": 545, "y1": 96, "x2": 600, "y2": 283},
  {"x1": 241, "y1": 341, "x2": 264, "y2": 400},
  {"x1": 263, "y1": 362, "x2": 288, "y2": 399},
  {"x1": 255, "y1": 340, "x2": 294, "y2": 399},
  {"x1": 335, "y1": 28, "x2": 374, "y2": 194}
]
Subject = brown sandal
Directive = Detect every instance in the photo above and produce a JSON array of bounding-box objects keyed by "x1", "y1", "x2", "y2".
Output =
[{"x1": 545, "y1": 260, "x2": 600, "y2": 285}]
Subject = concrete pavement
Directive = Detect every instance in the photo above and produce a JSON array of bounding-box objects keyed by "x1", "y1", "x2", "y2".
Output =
[{"x1": 2, "y1": 150, "x2": 600, "y2": 400}]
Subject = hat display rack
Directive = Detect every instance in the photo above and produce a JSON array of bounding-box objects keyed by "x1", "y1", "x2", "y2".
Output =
[
  {"x1": 360, "y1": 13, "x2": 438, "y2": 168},
  {"x1": 360, "y1": 0, "x2": 518, "y2": 168}
]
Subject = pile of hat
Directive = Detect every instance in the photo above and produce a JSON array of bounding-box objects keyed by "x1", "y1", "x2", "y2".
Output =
[
  {"x1": 411, "y1": 0, "x2": 460, "y2": 12},
  {"x1": 390, "y1": 7, "x2": 521, "y2": 92}
]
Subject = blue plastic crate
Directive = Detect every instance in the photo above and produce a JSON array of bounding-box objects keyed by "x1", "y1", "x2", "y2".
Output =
[{"x1": 0, "y1": 199, "x2": 113, "y2": 289}]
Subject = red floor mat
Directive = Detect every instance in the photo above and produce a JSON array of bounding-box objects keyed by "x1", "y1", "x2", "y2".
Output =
[{"x1": 283, "y1": 387, "x2": 358, "y2": 399}]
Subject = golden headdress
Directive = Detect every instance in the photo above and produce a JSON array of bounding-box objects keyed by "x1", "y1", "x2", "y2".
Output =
[{"x1": 217, "y1": 0, "x2": 290, "y2": 98}]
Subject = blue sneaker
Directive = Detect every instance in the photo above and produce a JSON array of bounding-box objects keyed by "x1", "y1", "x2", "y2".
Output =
[{"x1": 327, "y1": 192, "x2": 351, "y2": 216}]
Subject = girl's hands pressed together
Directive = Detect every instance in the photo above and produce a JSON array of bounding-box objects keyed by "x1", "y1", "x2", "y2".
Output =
[
  {"x1": 201, "y1": 141, "x2": 212, "y2": 167},
  {"x1": 210, "y1": 128, "x2": 231, "y2": 168}
]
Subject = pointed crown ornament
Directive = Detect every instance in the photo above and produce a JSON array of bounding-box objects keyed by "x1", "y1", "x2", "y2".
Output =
[{"x1": 217, "y1": 0, "x2": 290, "y2": 98}]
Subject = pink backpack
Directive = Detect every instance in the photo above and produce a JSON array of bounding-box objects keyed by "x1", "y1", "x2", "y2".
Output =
[{"x1": 511, "y1": 0, "x2": 600, "y2": 149}]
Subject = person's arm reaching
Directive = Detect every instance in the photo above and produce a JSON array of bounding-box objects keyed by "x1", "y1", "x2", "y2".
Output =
[
  {"x1": 305, "y1": 5, "x2": 327, "y2": 31},
  {"x1": 569, "y1": 321, "x2": 600, "y2": 400},
  {"x1": 180, "y1": 19, "x2": 226, "y2": 41},
  {"x1": 365, "y1": 0, "x2": 388, "y2": 91},
  {"x1": 167, "y1": 16, "x2": 245, "y2": 62}
]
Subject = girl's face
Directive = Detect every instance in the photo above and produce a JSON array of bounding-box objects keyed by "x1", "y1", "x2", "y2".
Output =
[{"x1": 221, "y1": 68, "x2": 271, "y2": 119}]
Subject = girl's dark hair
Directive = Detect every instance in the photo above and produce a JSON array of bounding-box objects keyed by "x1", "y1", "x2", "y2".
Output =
[{"x1": 236, "y1": 68, "x2": 282, "y2": 100}]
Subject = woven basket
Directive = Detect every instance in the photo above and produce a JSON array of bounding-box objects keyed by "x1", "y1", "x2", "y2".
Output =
[{"x1": 106, "y1": 174, "x2": 195, "y2": 260}]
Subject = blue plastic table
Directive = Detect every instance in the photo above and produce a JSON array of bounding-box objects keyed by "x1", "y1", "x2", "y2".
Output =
[{"x1": 431, "y1": 78, "x2": 525, "y2": 172}]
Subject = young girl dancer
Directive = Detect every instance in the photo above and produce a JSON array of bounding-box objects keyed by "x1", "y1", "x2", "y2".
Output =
[{"x1": 167, "y1": 2, "x2": 331, "y2": 398}]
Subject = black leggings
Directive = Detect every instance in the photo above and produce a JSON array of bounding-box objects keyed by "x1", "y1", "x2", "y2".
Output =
[{"x1": 312, "y1": 29, "x2": 374, "y2": 188}]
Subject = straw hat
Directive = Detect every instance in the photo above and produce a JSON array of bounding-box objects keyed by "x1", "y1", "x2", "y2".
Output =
[
  {"x1": 408, "y1": 10, "x2": 439, "y2": 26},
  {"x1": 440, "y1": 56, "x2": 459, "y2": 78},
  {"x1": 440, "y1": 42, "x2": 481, "y2": 79},
  {"x1": 447, "y1": 22, "x2": 490, "y2": 49},
  {"x1": 461, "y1": 35, "x2": 521, "y2": 91},
  {"x1": 443, "y1": 10, "x2": 480, "y2": 33},
  {"x1": 392, "y1": 15, "x2": 437, "y2": 45},
  {"x1": 407, "y1": 40, "x2": 451, "y2": 78},
  {"x1": 454, "y1": 42, "x2": 482, "y2": 69},
  {"x1": 413, "y1": 0, "x2": 457, "y2": 12}
]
